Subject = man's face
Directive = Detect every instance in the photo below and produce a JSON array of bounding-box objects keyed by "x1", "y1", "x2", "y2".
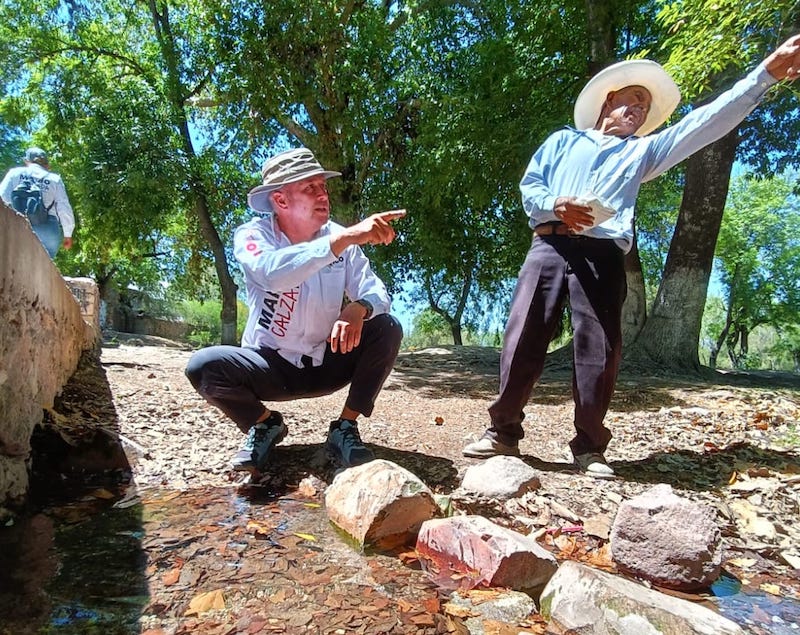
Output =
[
  {"x1": 601, "y1": 85, "x2": 652, "y2": 137},
  {"x1": 272, "y1": 175, "x2": 330, "y2": 239}
]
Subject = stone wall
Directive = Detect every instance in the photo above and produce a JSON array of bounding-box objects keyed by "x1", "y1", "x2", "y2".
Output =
[
  {"x1": 131, "y1": 316, "x2": 191, "y2": 342},
  {"x1": 0, "y1": 203, "x2": 98, "y2": 510}
]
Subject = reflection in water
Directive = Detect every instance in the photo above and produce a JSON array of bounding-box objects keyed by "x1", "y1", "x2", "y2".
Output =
[{"x1": 710, "y1": 572, "x2": 800, "y2": 635}]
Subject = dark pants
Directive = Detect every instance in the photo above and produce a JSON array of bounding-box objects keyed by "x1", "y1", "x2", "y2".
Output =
[
  {"x1": 487, "y1": 233, "x2": 626, "y2": 456},
  {"x1": 185, "y1": 314, "x2": 403, "y2": 433}
]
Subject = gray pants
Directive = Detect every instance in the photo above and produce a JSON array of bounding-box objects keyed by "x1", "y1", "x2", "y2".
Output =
[
  {"x1": 487, "y1": 232, "x2": 626, "y2": 456},
  {"x1": 185, "y1": 314, "x2": 403, "y2": 433}
]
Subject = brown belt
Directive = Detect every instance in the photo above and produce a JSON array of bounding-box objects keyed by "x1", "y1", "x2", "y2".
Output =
[{"x1": 534, "y1": 223, "x2": 583, "y2": 237}]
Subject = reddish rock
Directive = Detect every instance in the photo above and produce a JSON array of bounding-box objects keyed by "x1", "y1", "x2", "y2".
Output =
[
  {"x1": 611, "y1": 484, "x2": 722, "y2": 590},
  {"x1": 415, "y1": 515, "x2": 557, "y2": 592}
]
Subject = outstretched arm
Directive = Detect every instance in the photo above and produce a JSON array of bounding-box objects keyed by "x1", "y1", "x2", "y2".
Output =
[
  {"x1": 764, "y1": 34, "x2": 800, "y2": 81},
  {"x1": 330, "y1": 209, "x2": 406, "y2": 256}
]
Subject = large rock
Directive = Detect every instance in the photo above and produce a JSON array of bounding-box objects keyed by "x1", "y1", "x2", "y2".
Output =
[
  {"x1": 459, "y1": 455, "x2": 541, "y2": 500},
  {"x1": 324, "y1": 459, "x2": 439, "y2": 550},
  {"x1": 611, "y1": 484, "x2": 722, "y2": 590},
  {"x1": 541, "y1": 561, "x2": 743, "y2": 635},
  {"x1": 416, "y1": 515, "x2": 557, "y2": 592}
]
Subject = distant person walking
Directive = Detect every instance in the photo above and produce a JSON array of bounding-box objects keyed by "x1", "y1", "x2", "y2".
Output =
[
  {"x1": 0, "y1": 147, "x2": 75, "y2": 259},
  {"x1": 186, "y1": 147, "x2": 405, "y2": 473},
  {"x1": 463, "y1": 35, "x2": 800, "y2": 478}
]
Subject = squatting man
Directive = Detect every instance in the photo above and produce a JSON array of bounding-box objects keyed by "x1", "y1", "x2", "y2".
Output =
[
  {"x1": 463, "y1": 34, "x2": 800, "y2": 478},
  {"x1": 186, "y1": 147, "x2": 405, "y2": 472}
]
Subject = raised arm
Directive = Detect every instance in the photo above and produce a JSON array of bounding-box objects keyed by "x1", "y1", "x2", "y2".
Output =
[{"x1": 764, "y1": 34, "x2": 800, "y2": 81}]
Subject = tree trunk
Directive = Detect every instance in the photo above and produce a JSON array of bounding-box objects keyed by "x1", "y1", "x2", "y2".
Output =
[
  {"x1": 622, "y1": 234, "x2": 647, "y2": 345},
  {"x1": 192, "y1": 193, "x2": 239, "y2": 344},
  {"x1": 584, "y1": 0, "x2": 649, "y2": 345},
  {"x1": 149, "y1": 0, "x2": 239, "y2": 344},
  {"x1": 710, "y1": 312, "x2": 733, "y2": 370},
  {"x1": 450, "y1": 320, "x2": 463, "y2": 346},
  {"x1": 585, "y1": 0, "x2": 616, "y2": 75},
  {"x1": 628, "y1": 128, "x2": 738, "y2": 372}
]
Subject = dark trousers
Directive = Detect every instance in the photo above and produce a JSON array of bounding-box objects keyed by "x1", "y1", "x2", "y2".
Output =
[
  {"x1": 185, "y1": 314, "x2": 403, "y2": 433},
  {"x1": 487, "y1": 234, "x2": 626, "y2": 455}
]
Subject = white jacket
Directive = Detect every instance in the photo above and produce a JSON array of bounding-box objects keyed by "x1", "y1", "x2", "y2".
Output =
[
  {"x1": 0, "y1": 164, "x2": 76, "y2": 238},
  {"x1": 234, "y1": 213, "x2": 392, "y2": 368}
]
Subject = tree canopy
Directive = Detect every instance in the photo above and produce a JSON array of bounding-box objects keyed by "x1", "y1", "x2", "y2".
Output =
[{"x1": 1, "y1": 0, "x2": 798, "y2": 371}]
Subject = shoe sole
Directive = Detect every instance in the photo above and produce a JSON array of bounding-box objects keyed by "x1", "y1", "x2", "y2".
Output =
[
  {"x1": 573, "y1": 464, "x2": 617, "y2": 480},
  {"x1": 462, "y1": 446, "x2": 520, "y2": 458},
  {"x1": 231, "y1": 424, "x2": 288, "y2": 473}
]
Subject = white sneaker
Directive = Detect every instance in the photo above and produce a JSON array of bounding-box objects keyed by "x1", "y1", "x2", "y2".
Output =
[
  {"x1": 462, "y1": 436, "x2": 520, "y2": 458},
  {"x1": 573, "y1": 452, "x2": 615, "y2": 479}
]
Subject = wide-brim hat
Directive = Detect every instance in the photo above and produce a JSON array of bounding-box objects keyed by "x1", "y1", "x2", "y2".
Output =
[
  {"x1": 248, "y1": 147, "x2": 341, "y2": 213},
  {"x1": 574, "y1": 59, "x2": 681, "y2": 137}
]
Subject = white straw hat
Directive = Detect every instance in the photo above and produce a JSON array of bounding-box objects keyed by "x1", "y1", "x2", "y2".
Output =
[
  {"x1": 248, "y1": 147, "x2": 341, "y2": 213},
  {"x1": 574, "y1": 59, "x2": 681, "y2": 137}
]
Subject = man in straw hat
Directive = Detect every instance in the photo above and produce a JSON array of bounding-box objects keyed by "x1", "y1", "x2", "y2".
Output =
[
  {"x1": 0, "y1": 146, "x2": 76, "y2": 259},
  {"x1": 463, "y1": 35, "x2": 800, "y2": 477},
  {"x1": 186, "y1": 147, "x2": 406, "y2": 473}
]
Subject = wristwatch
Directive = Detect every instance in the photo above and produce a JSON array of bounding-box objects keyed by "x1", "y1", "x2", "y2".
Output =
[{"x1": 354, "y1": 298, "x2": 373, "y2": 320}]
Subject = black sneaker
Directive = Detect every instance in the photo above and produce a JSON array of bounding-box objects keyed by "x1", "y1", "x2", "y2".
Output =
[
  {"x1": 231, "y1": 412, "x2": 288, "y2": 472},
  {"x1": 326, "y1": 418, "x2": 374, "y2": 467}
]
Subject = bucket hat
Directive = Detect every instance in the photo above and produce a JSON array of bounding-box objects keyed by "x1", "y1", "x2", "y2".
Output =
[
  {"x1": 24, "y1": 147, "x2": 49, "y2": 166},
  {"x1": 574, "y1": 59, "x2": 681, "y2": 137},
  {"x1": 248, "y1": 147, "x2": 341, "y2": 213}
]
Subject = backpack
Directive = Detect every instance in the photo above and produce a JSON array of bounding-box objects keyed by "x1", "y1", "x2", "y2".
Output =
[{"x1": 11, "y1": 173, "x2": 53, "y2": 225}]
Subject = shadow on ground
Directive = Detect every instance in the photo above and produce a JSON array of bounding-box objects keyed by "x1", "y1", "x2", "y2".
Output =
[
  {"x1": 613, "y1": 442, "x2": 800, "y2": 491},
  {"x1": 0, "y1": 350, "x2": 147, "y2": 635},
  {"x1": 388, "y1": 345, "x2": 800, "y2": 412},
  {"x1": 246, "y1": 442, "x2": 459, "y2": 495}
]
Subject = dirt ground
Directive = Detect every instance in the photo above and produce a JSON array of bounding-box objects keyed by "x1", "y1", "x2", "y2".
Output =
[{"x1": 3, "y1": 331, "x2": 800, "y2": 634}]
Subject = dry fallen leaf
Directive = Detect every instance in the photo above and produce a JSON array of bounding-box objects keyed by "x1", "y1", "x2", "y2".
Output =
[
  {"x1": 397, "y1": 550, "x2": 420, "y2": 565},
  {"x1": 465, "y1": 589, "x2": 503, "y2": 603},
  {"x1": 246, "y1": 520, "x2": 273, "y2": 537},
  {"x1": 727, "y1": 557, "x2": 757, "y2": 569},
  {"x1": 729, "y1": 500, "x2": 777, "y2": 539},
  {"x1": 162, "y1": 567, "x2": 182, "y2": 586},
  {"x1": 760, "y1": 583, "x2": 782, "y2": 596},
  {"x1": 583, "y1": 543, "x2": 614, "y2": 571},
  {"x1": 443, "y1": 603, "x2": 473, "y2": 618},
  {"x1": 410, "y1": 613, "x2": 436, "y2": 626},
  {"x1": 297, "y1": 478, "x2": 318, "y2": 497},
  {"x1": 184, "y1": 589, "x2": 225, "y2": 616},
  {"x1": 294, "y1": 532, "x2": 316, "y2": 542},
  {"x1": 89, "y1": 488, "x2": 116, "y2": 500}
]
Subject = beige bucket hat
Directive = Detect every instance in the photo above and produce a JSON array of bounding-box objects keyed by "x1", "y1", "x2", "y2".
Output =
[
  {"x1": 248, "y1": 147, "x2": 341, "y2": 213},
  {"x1": 573, "y1": 59, "x2": 681, "y2": 137}
]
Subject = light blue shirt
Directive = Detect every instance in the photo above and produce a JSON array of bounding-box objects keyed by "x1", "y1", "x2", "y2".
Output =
[
  {"x1": 520, "y1": 63, "x2": 777, "y2": 253},
  {"x1": 234, "y1": 213, "x2": 391, "y2": 368}
]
